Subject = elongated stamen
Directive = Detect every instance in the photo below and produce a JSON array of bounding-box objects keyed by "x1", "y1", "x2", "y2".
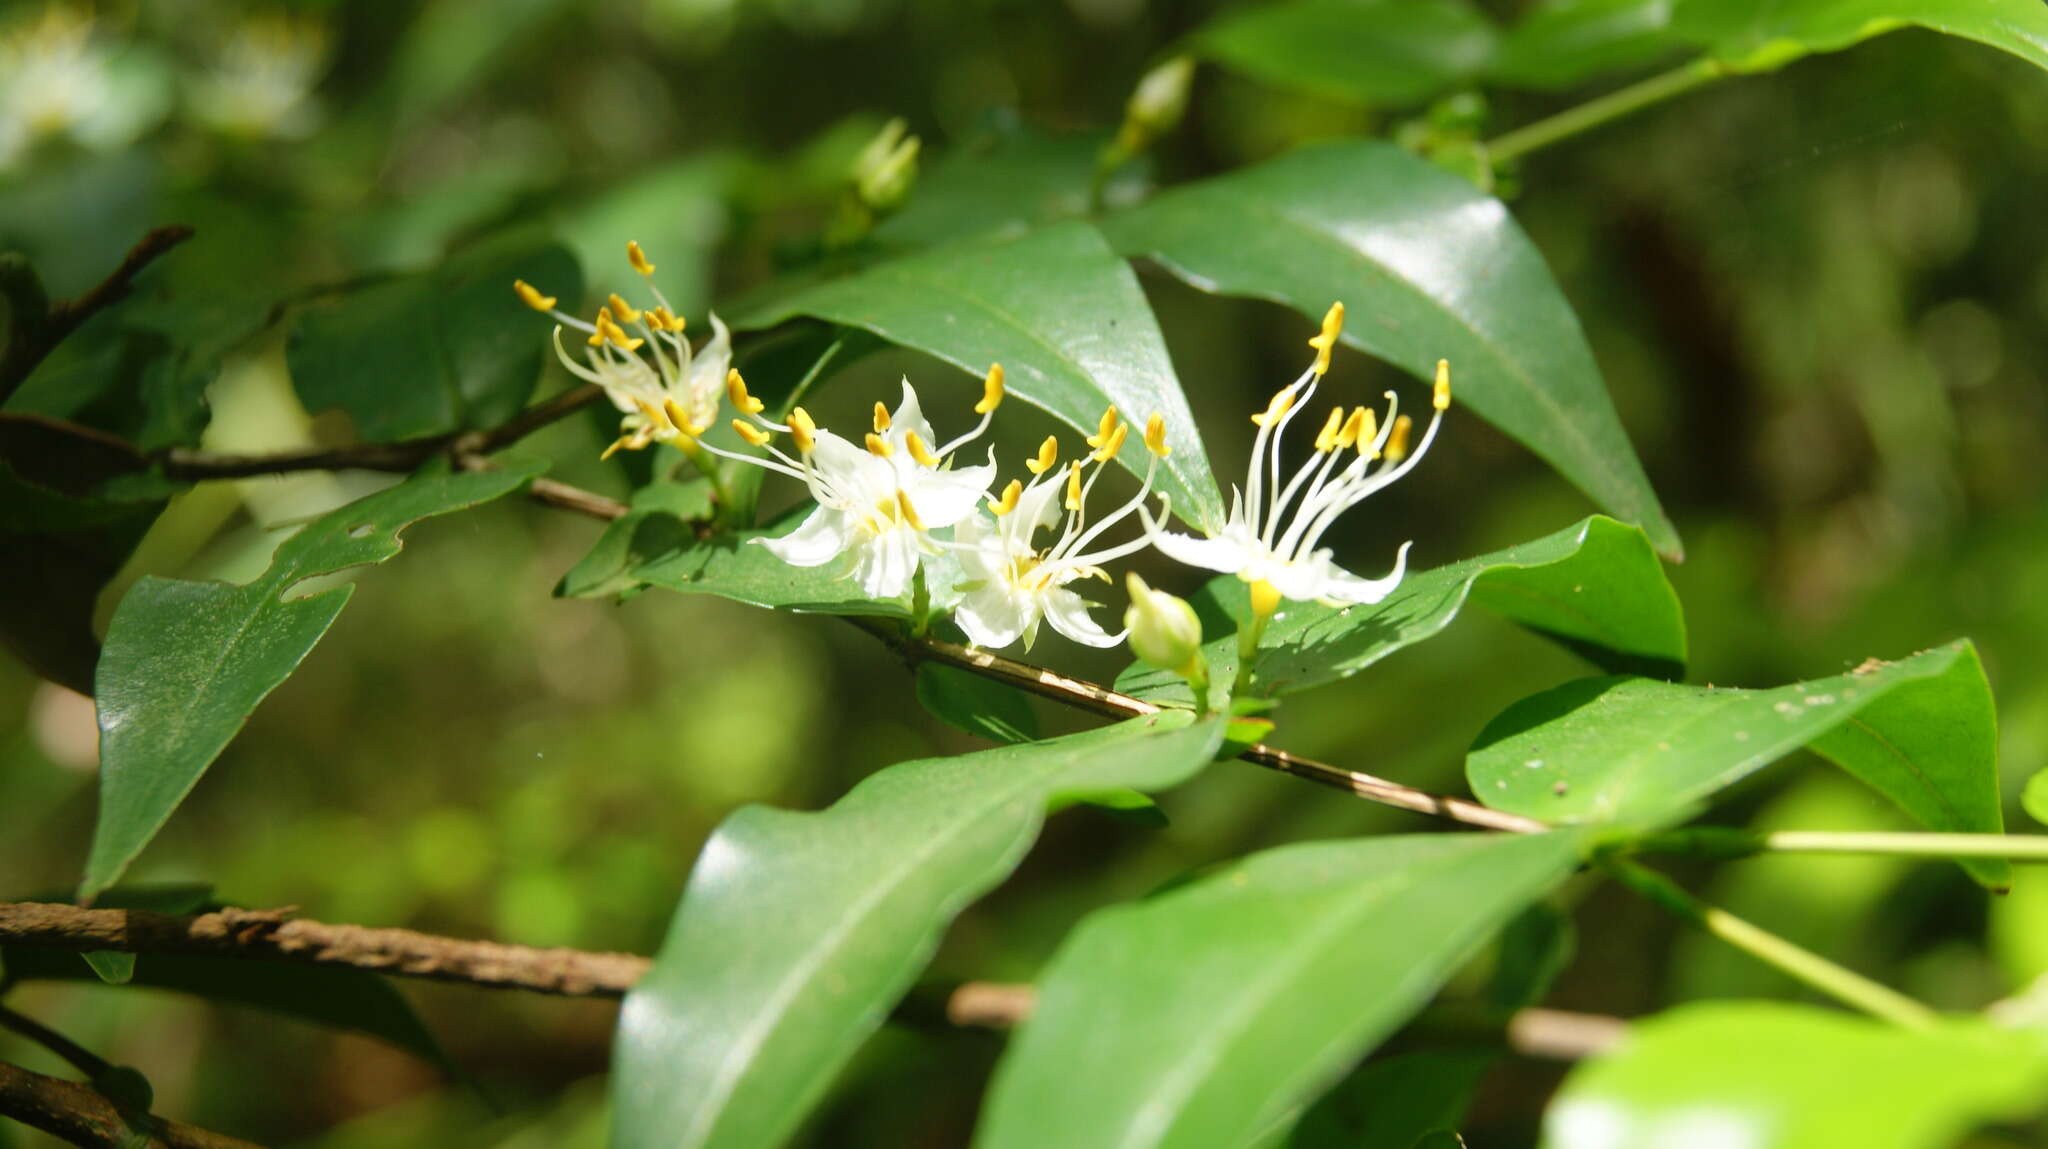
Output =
[
  {"x1": 938, "y1": 364, "x2": 1005, "y2": 456},
  {"x1": 1242, "y1": 367, "x2": 1314, "y2": 538}
]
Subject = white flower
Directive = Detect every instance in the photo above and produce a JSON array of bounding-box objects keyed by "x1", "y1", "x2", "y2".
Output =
[
  {"x1": 951, "y1": 408, "x2": 1167, "y2": 650},
  {"x1": 694, "y1": 371, "x2": 1004, "y2": 600},
  {"x1": 185, "y1": 12, "x2": 328, "y2": 140},
  {"x1": 0, "y1": 5, "x2": 165, "y2": 170},
  {"x1": 1142, "y1": 302, "x2": 1449, "y2": 612},
  {"x1": 515, "y1": 241, "x2": 731, "y2": 456}
]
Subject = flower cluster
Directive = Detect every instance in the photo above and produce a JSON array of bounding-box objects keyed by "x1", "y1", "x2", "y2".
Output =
[{"x1": 517, "y1": 250, "x2": 1450, "y2": 663}]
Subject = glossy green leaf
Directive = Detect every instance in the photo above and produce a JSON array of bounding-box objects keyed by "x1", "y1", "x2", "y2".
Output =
[
  {"x1": 1673, "y1": 0, "x2": 2048, "y2": 73},
  {"x1": 1469, "y1": 640, "x2": 2007, "y2": 887},
  {"x1": 612, "y1": 713, "x2": 1225, "y2": 1149},
  {"x1": 732, "y1": 221, "x2": 1224, "y2": 529},
  {"x1": 1193, "y1": 0, "x2": 1498, "y2": 107},
  {"x1": 287, "y1": 233, "x2": 581, "y2": 442},
  {"x1": 976, "y1": 831, "x2": 1584, "y2": 1149},
  {"x1": 873, "y1": 130, "x2": 1129, "y2": 250},
  {"x1": 554, "y1": 478, "x2": 715, "y2": 601},
  {"x1": 82, "y1": 464, "x2": 544, "y2": 900},
  {"x1": 1104, "y1": 142, "x2": 1678, "y2": 556},
  {"x1": 915, "y1": 663, "x2": 1039, "y2": 745},
  {"x1": 2025, "y1": 768, "x2": 2048, "y2": 828},
  {"x1": 1286, "y1": 1051, "x2": 1492, "y2": 1149},
  {"x1": 1490, "y1": 0, "x2": 1686, "y2": 88},
  {"x1": 1543, "y1": 1003, "x2": 2048, "y2": 1149},
  {"x1": 1120, "y1": 515, "x2": 1685, "y2": 706}
]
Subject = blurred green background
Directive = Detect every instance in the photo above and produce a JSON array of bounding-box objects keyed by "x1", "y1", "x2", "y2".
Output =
[{"x1": 3, "y1": 0, "x2": 2046, "y2": 1145}]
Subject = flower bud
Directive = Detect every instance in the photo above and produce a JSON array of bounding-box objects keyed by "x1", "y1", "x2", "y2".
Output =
[
  {"x1": 853, "y1": 117, "x2": 921, "y2": 214},
  {"x1": 1117, "y1": 56, "x2": 1194, "y2": 154},
  {"x1": 1124, "y1": 572, "x2": 1205, "y2": 679}
]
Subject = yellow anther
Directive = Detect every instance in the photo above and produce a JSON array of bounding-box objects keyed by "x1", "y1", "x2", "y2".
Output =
[
  {"x1": 607, "y1": 293, "x2": 641, "y2": 324},
  {"x1": 600, "y1": 436, "x2": 633, "y2": 460},
  {"x1": 1251, "y1": 387, "x2": 1294, "y2": 428},
  {"x1": 1313, "y1": 407, "x2": 1344, "y2": 453},
  {"x1": 1341, "y1": 407, "x2": 1373, "y2": 453},
  {"x1": 873, "y1": 402, "x2": 891, "y2": 433},
  {"x1": 1385, "y1": 414, "x2": 1414, "y2": 462},
  {"x1": 627, "y1": 240, "x2": 656, "y2": 276},
  {"x1": 1086, "y1": 406, "x2": 1121, "y2": 449},
  {"x1": 512, "y1": 279, "x2": 556, "y2": 312},
  {"x1": 905, "y1": 430, "x2": 941, "y2": 467},
  {"x1": 895, "y1": 490, "x2": 925, "y2": 531},
  {"x1": 1248, "y1": 578, "x2": 1283, "y2": 621},
  {"x1": 1092, "y1": 421, "x2": 1129, "y2": 462},
  {"x1": 647, "y1": 305, "x2": 675, "y2": 331},
  {"x1": 866, "y1": 432, "x2": 893, "y2": 457},
  {"x1": 726, "y1": 369, "x2": 765, "y2": 415},
  {"x1": 1433, "y1": 358, "x2": 1452, "y2": 411},
  {"x1": 634, "y1": 397, "x2": 673, "y2": 432},
  {"x1": 1064, "y1": 461, "x2": 1084, "y2": 512},
  {"x1": 976, "y1": 364, "x2": 1006, "y2": 415},
  {"x1": 988, "y1": 478, "x2": 1023, "y2": 516},
  {"x1": 788, "y1": 407, "x2": 817, "y2": 453},
  {"x1": 1144, "y1": 412, "x2": 1170, "y2": 457},
  {"x1": 1308, "y1": 301, "x2": 1345, "y2": 376},
  {"x1": 603, "y1": 315, "x2": 644, "y2": 352},
  {"x1": 733, "y1": 419, "x2": 772, "y2": 447},
  {"x1": 587, "y1": 310, "x2": 611, "y2": 347},
  {"x1": 663, "y1": 310, "x2": 687, "y2": 333},
  {"x1": 1026, "y1": 435, "x2": 1059, "y2": 475}
]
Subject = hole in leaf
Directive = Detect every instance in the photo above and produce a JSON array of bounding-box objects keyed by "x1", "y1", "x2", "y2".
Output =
[{"x1": 347, "y1": 523, "x2": 375, "y2": 539}]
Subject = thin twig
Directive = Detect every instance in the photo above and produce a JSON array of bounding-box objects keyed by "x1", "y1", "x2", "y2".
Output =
[
  {"x1": 0, "y1": 226, "x2": 195, "y2": 394},
  {"x1": 0, "y1": 1006, "x2": 109, "y2": 1079},
  {"x1": 0, "y1": 1058, "x2": 266, "y2": 1149},
  {"x1": 0, "y1": 903, "x2": 649, "y2": 998}
]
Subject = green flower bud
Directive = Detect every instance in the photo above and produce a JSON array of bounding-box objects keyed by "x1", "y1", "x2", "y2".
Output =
[
  {"x1": 1124, "y1": 572, "x2": 1205, "y2": 680},
  {"x1": 1121, "y1": 56, "x2": 1194, "y2": 147},
  {"x1": 853, "y1": 117, "x2": 920, "y2": 214}
]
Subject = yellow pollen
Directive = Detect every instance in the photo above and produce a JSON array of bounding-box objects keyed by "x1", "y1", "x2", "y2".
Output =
[
  {"x1": 1130, "y1": 414, "x2": 1164, "y2": 459},
  {"x1": 1251, "y1": 387, "x2": 1293, "y2": 428},
  {"x1": 1065, "y1": 462, "x2": 1084, "y2": 512},
  {"x1": 1433, "y1": 358, "x2": 1452, "y2": 411},
  {"x1": 988, "y1": 478, "x2": 1022, "y2": 516},
  {"x1": 627, "y1": 240, "x2": 656, "y2": 276},
  {"x1": 733, "y1": 419, "x2": 772, "y2": 447},
  {"x1": 1308, "y1": 301, "x2": 1345, "y2": 376},
  {"x1": 512, "y1": 280, "x2": 556, "y2": 312},
  {"x1": 906, "y1": 430, "x2": 941, "y2": 467},
  {"x1": 726, "y1": 369, "x2": 765, "y2": 415},
  {"x1": 1313, "y1": 407, "x2": 1344, "y2": 453},
  {"x1": 872, "y1": 402, "x2": 891, "y2": 432},
  {"x1": 1385, "y1": 414, "x2": 1413, "y2": 462},
  {"x1": 1341, "y1": 407, "x2": 1373, "y2": 453},
  {"x1": 603, "y1": 316, "x2": 644, "y2": 352},
  {"x1": 1087, "y1": 406, "x2": 1121, "y2": 449},
  {"x1": 607, "y1": 293, "x2": 641, "y2": 324},
  {"x1": 1026, "y1": 436, "x2": 1059, "y2": 475},
  {"x1": 1092, "y1": 422, "x2": 1129, "y2": 462},
  {"x1": 895, "y1": 490, "x2": 925, "y2": 531},
  {"x1": 866, "y1": 432, "x2": 893, "y2": 457},
  {"x1": 586, "y1": 310, "x2": 611, "y2": 347},
  {"x1": 788, "y1": 407, "x2": 817, "y2": 453},
  {"x1": 977, "y1": 364, "x2": 1006, "y2": 414},
  {"x1": 665, "y1": 310, "x2": 687, "y2": 333}
]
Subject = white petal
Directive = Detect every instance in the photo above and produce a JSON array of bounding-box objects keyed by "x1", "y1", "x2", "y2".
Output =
[
  {"x1": 887, "y1": 378, "x2": 937, "y2": 453},
  {"x1": 852, "y1": 528, "x2": 920, "y2": 599},
  {"x1": 678, "y1": 312, "x2": 732, "y2": 429},
  {"x1": 906, "y1": 460, "x2": 998, "y2": 528},
  {"x1": 955, "y1": 585, "x2": 1033, "y2": 649},
  {"x1": 1319, "y1": 541, "x2": 1413, "y2": 605},
  {"x1": 758, "y1": 505, "x2": 855, "y2": 567},
  {"x1": 1263, "y1": 554, "x2": 1335, "y2": 603},
  {"x1": 1150, "y1": 529, "x2": 1251, "y2": 576},
  {"x1": 1042, "y1": 588, "x2": 1124, "y2": 648}
]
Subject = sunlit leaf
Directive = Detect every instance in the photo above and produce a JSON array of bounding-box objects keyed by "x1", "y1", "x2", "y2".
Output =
[
  {"x1": 1192, "y1": 0, "x2": 1498, "y2": 107},
  {"x1": 976, "y1": 831, "x2": 1584, "y2": 1149},
  {"x1": 1469, "y1": 640, "x2": 2008, "y2": 887},
  {"x1": 612, "y1": 713, "x2": 1225, "y2": 1149},
  {"x1": 915, "y1": 663, "x2": 1039, "y2": 744},
  {"x1": 733, "y1": 221, "x2": 1225, "y2": 529},
  {"x1": 82, "y1": 463, "x2": 544, "y2": 900},
  {"x1": 1543, "y1": 1003, "x2": 2048, "y2": 1149},
  {"x1": 554, "y1": 478, "x2": 715, "y2": 601},
  {"x1": 1674, "y1": 0, "x2": 2048, "y2": 73},
  {"x1": 1120, "y1": 515, "x2": 1685, "y2": 706},
  {"x1": 1490, "y1": 0, "x2": 1686, "y2": 88},
  {"x1": 1104, "y1": 142, "x2": 1679, "y2": 556}
]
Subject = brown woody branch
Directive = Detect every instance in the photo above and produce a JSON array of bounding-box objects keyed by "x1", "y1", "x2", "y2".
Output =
[
  {"x1": 0, "y1": 1058, "x2": 265, "y2": 1149},
  {"x1": 1, "y1": 226, "x2": 195, "y2": 397},
  {"x1": 0, "y1": 903, "x2": 648, "y2": 998}
]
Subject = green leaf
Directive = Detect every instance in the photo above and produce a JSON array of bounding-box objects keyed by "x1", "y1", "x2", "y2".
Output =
[
  {"x1": 1192, "y1": 0, "x2": 1499, "y2": 107},
  {"x1": 82, "y1": 464, "x2": 544, "y2": 901},
  {"x1": 1286, "y1": 1051, "x2": 1492, "y2": 1149},
  {"x1": 1490, "y1": 0, "x2": 1686, "y2": 88},
  {"x1": 873, "y1": 130, "x2": 1126, "y2": 250},
  {"x1": 976, "y1": 831, "x2": 1584, "y2": 1149},
  {"x1": 1486, "y1": 901, "x2": 1575, "y2": 1011},
  {"x1": 1673, "y1": 0, "x2": 2048, "y2": 73},
  {"x1": 914, "y1": 663, "x2": 1040, "y2": 744},
  {"x1": 611, "y1": 713, "x2": 1225, "y2": 1149},
  {"x1": 1542, "y1": 1003, "x2": 2048, "y2": 1149},
  {"x1": 1120, "y1": 516, "x2": 1685, "y2": 706},
  {"x1": 1468, "y1": 641, "x2": 2008, "y2": 887},
  {"x1": 554, "y1": 478, "x2": 715, "y2": 601},
  {"x1": 287, "y1": 233, "x2": 581, "y2": 442},
  {"x1": 732, "y1": 221, "x2": 1224, "y2": 530},
  {"x1": 2025, "y1": 769, "x2": 2048, "y2": 828},
  {"x1": 1103, "y1": 141, "x2": 1679, "y2": 557},
  {"x1": 0, "y1": 416, "x2": 166, "y2": 695},
  {"x1": 79, "y1": 951, "x2": 135, "y2": 985}
]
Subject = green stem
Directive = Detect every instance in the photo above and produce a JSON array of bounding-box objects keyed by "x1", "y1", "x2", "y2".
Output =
[
  {"x1": 1761, "y1": 831, "x2": 2048, "y2": 861},
  {"x1": 1600, "y1": 858, "x2": 1939, "y2": 1029},
  {"x1": 1484, "y1": 58, "x2": 1726, "y2": 165}
]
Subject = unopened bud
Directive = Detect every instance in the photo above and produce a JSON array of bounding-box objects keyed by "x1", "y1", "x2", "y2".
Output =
[
  {"x1": 1116, "y1": 56, "x2": 1194, "y2": 155},
  {"x1": 854, "y1": 117, "x2": 920, "y2": 214},
  {"x1": 1124, "y1": 572, "x2": 1205, "y2": 680}
]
